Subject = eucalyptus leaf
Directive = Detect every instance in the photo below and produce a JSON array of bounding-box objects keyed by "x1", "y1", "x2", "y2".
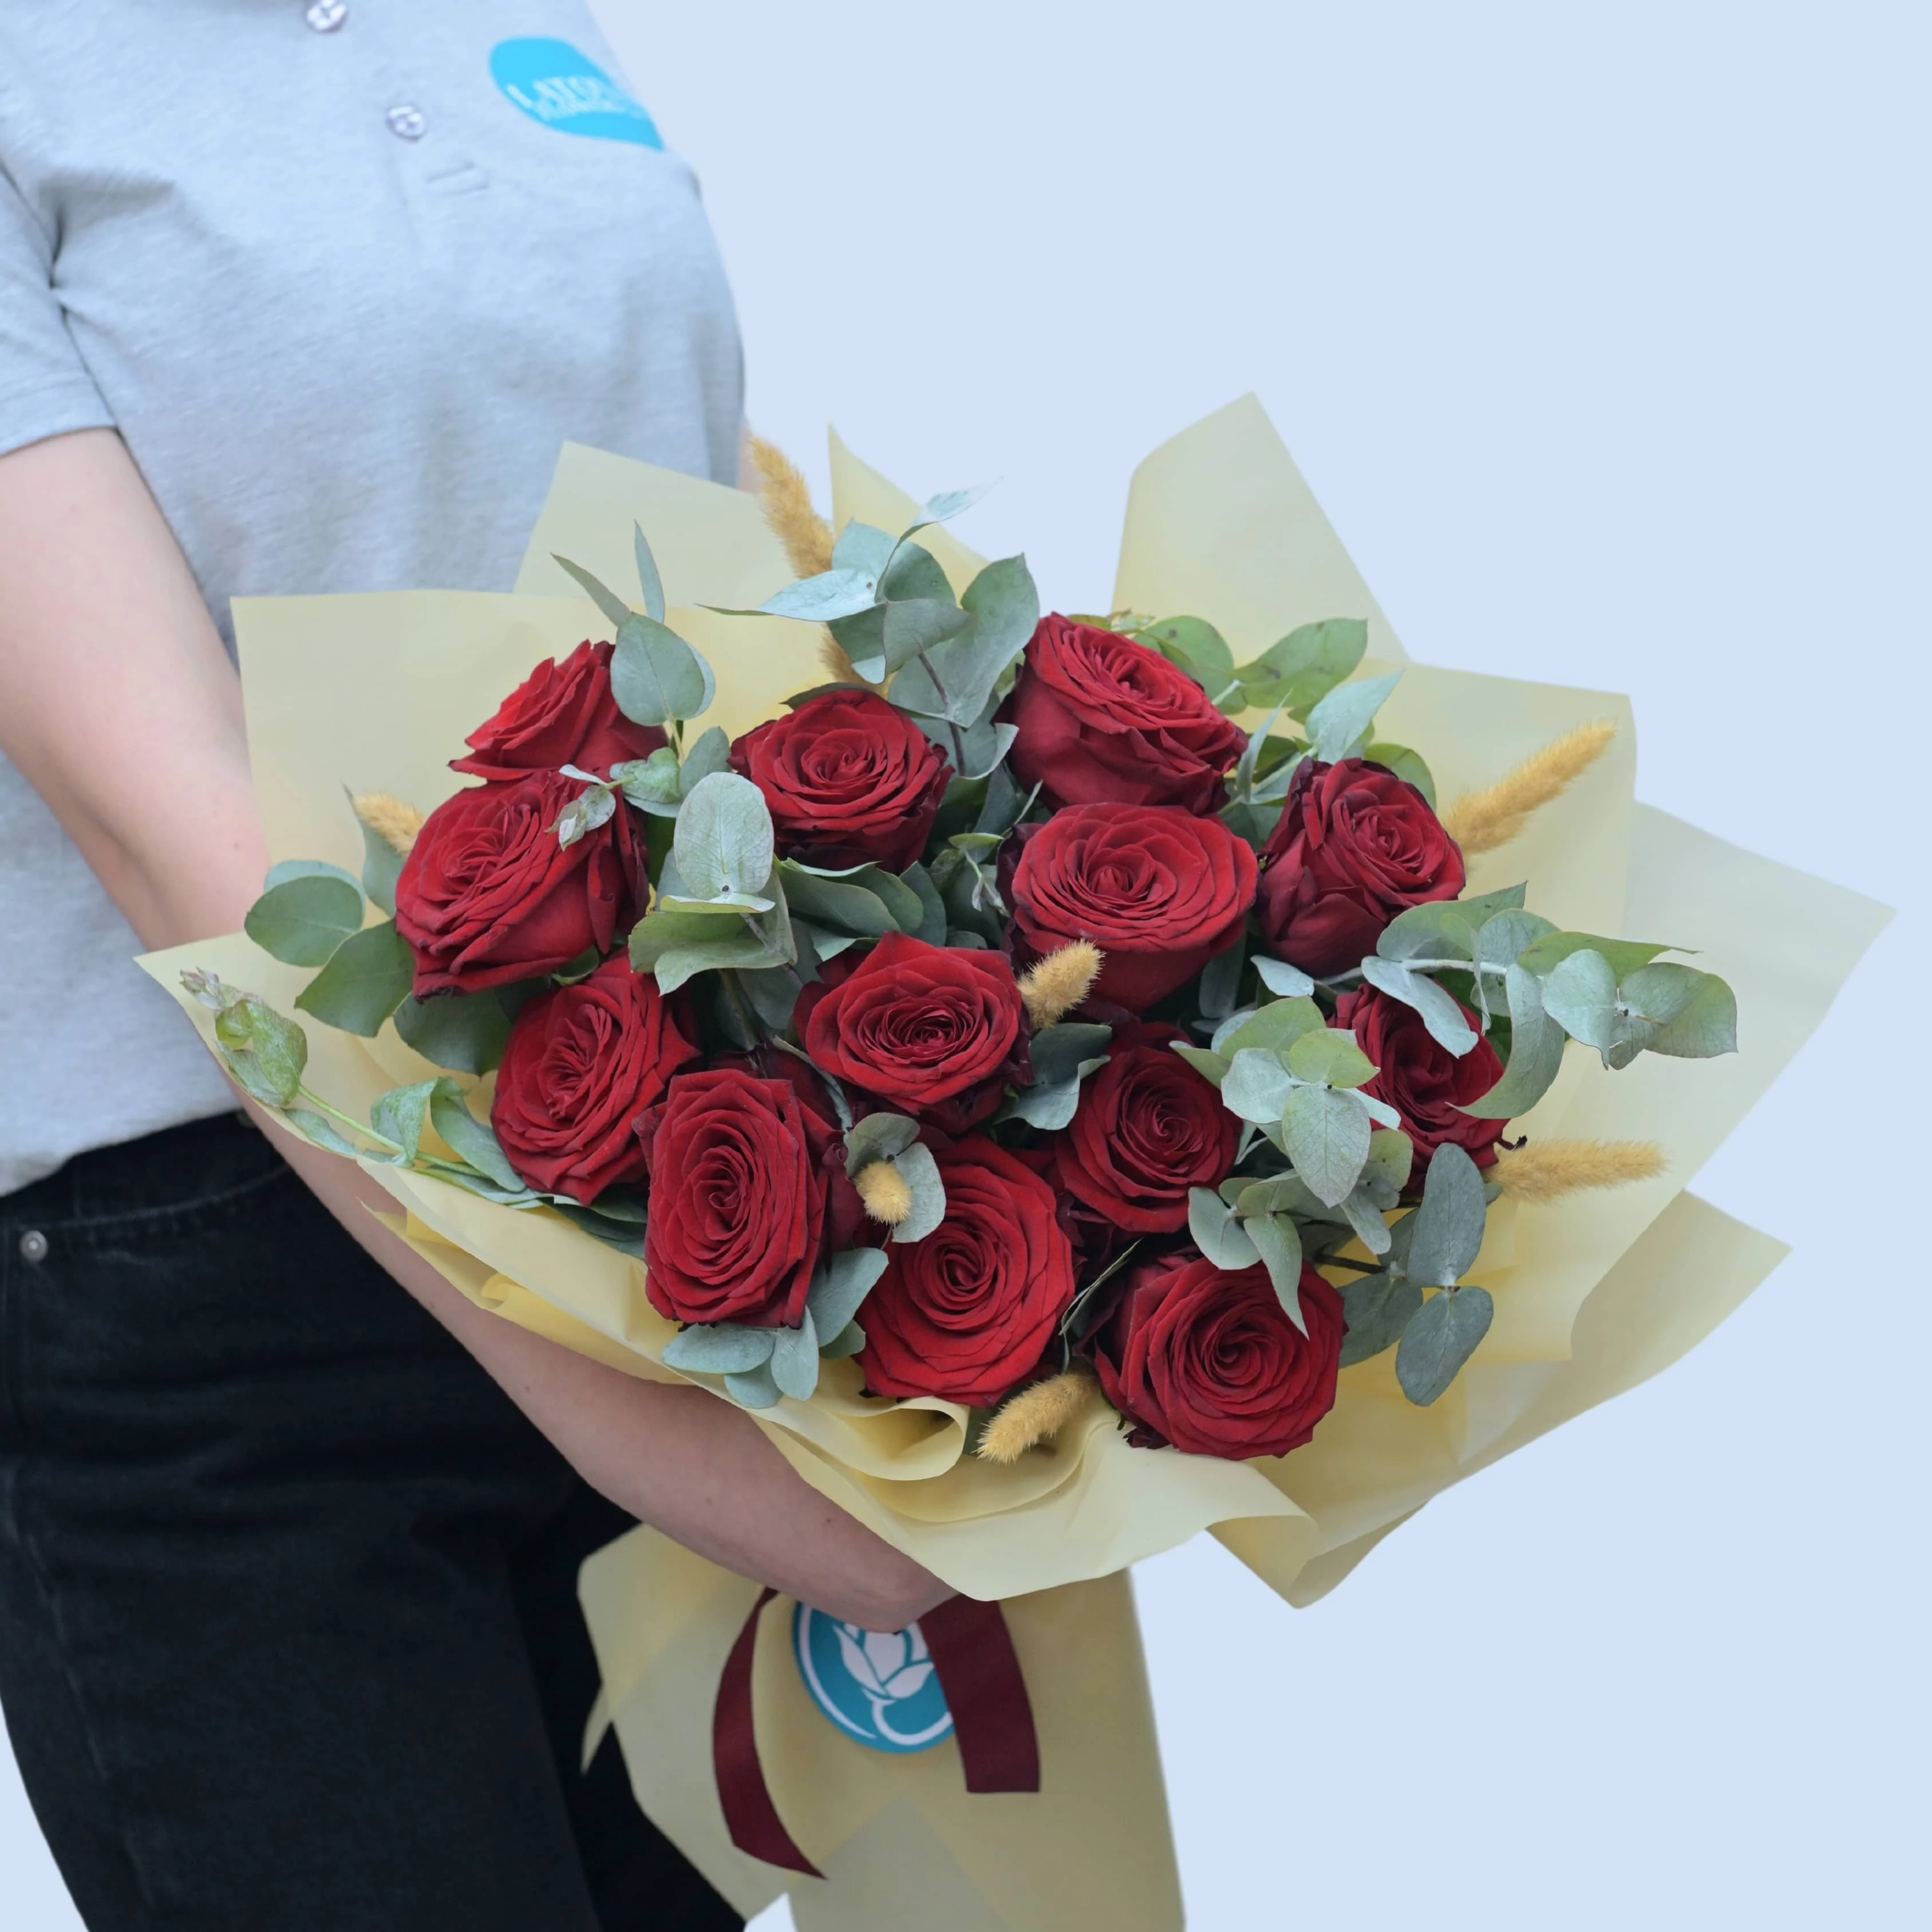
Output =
[
  {"x1": 1030, "y1": 1022, "x2": 1113, "y2": 1089},
  {"x1": 831, "y1": 521, "x2": 894, "y2": 579},
  {"x1": 1285, "y1": 1028, "x2": 1377, "y2": 1089},
  {"x1": 1396, "y1": 1285, "x2": 1495, "y2": 1405},
  {"x1": 1216, "y1": 997, "x2": 1325, "y2": 1058},
  {"x1": 1281, "y1": 1083, "x2": 1373, "y2": 1207},
  {"x1": 1405, "y1": 1143, "x2": 1488, "y2": 1288},
  {"x1": 283, "y1": 1107, "x2": 361, "y2": 1156},
  {"x1": 880, "y1": 597, "x2": 973, "y2": 675},
  {"x1": 1172, "y1": 1044, "x2": 1230, "y2": 1088},
  {"x1": 369, "y1": 1080, "x2": 438, "y2": 1164},
  {"x1": 212, "y1": 994, "x2": 308, "y2": 1107},
  {"x1": 1463, "y1": 962, "x2": 1566, "y2": 1117},
  {"x1": 264, "y1": 856, "x2": 362, "y2": 894},
  {"x1": 1198, "y1": 938, "x2": 1247, "y2": 1021},
  {"x1": 886, "y1": 554, "x2": 1038, "y2": 726},
  {"x1": 675, "y1": 772, "x2": 775, "y2": 900},
  {"x1": 1307, "y1": 672, "x2": 1401, "y2": 762},
  {"x1": 1338, "y1": 1187, "x2": 1396, "y2": 1256},
  {"x1": 294, "y1": 920, "x2": 414, "y2": 1036},
  {"x1": 1359, "y1": 955, "x2": 1479, "y2": 1057},
  {"x1": 807, "y1": 1247, "x2": 892, "y2": 1340},
  {"x1": 748, "y1": 569, "x2": 881, "y2": 623},
  {"x1": 614, "y1": 746, "x2": 684, "y2": 815},
  {"x1": 1137, "y1": 615, "x2": 1234, "y2": 679},
  {"x1": 631, "y1": 521, "x2": 666, "y2": 623},
  {"x1": 1247, "y1": 618, "x2": 1368, "y2": 720},
  {"x1": 612, "y1": 613, "x2": 711, "y2": 727},
  {"x1": 890, "y1": 1143, "x2": 947, "y2": 1243},
  {"x1": 1364, "y1": 1128, "x2": 1415, "y2": 1198},
  {"x1": 393, "y1": 989, "x2": 513, "y2": 1076},
  {"x1": 1006, "y1": 1062, "x2": 1105, "y2": 1130},
  {"x1": 1518, "y1": 930, "x2": 1673, "y2": 979},
  {"x1": 1189, "y1": 1187, "x2": 1261, "y2": 1269},
  {"x1": 1253, "y1": 957, "x2": 1316, "y2": 998},
  {"x1": 1539, "y1": 947, "x2": 1621, "y2": 1056},
  {"x1": 819, "y1": 1320, "x2": 867, "y2": 1360},
  {"x1": 663, "y1": 1323, "x2": 778, "y2": 1375},
  {"x1": 1221, "y1": 1048, "x2": 1295, "y2": 1124},
  {"x1": 769, "y1": 1313, "x2": 821, "y2": 1401},
  {"x1": 1477, "y1": 908, "x2": 1559, "y2": 969},
  {"x1": 902, "y1": 862, "x2": 949, "y2": 945},
  {"x1": 1247, "y1": 1213, "x2": 1306, "y2": 1332},
  {"x1": 1360, "y1": 741, "x2": 1437, "y2": 807},
  {"x1": 1340, "y1": 1273, "x2": 1424, "y2": 1366},
  {"x1": 428, "y1": 1082, "x2": 524, "y2": 1191},
  {"x1": 1641, "y1": 968, "x2": 1738, "y2": 1059},
  {"x1": 776, "y1": 863, "x2": 896, "y2": 937},
  {"x1": 843, "y1": 1113, "x2": 920, "y2": 1172},
  {"x1": 244, "y1": 873, "x2": 365, "y2": 968},
  {"x1": 551, "y1": 553, "x2": 631, "y2": 629},
  {"x1": 725, "y1": 1361, "x2": 783, "y2": 1409}
]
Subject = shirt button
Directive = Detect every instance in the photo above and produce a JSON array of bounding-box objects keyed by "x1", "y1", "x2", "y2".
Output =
[
  {"x1": 18, "y1": 1230, "x2": 48, "y2": 1264},
  {"x1": 303, "y1": 0, "x2": 349, "y2": 30},
  {"x1": 386, "y1": 104, "x2": 427, "y2": 141}
]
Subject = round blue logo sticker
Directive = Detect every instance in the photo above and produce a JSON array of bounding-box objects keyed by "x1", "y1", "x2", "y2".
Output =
[
  {"x1": 792, "y1": 1605, "x2": 954, "y2": 1754},
  {"x1": 489, "y1": 38, "x2": 662, "y2": 148}
]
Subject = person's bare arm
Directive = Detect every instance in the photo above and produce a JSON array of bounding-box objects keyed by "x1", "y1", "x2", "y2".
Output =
[{"x1": 0, "y1": 427, "x2": 947, "y2": 1631}]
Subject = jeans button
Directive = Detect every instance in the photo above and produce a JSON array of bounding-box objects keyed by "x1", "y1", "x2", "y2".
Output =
[{"x1": 18, "y1": 1230, "x2": 49, "y2": 1263}]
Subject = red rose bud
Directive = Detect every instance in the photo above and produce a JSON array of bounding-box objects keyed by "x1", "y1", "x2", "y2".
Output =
[
  {"x1": 1256, "y1": 757, "x2": 1465, "y2": 978},
  {"x1": 1009, "y1": 805, "x2": 1257, "y2": 1012},
  {"x1": 1088, "y1": 1251, "x2": 1344, "y2": 1460},
  {"x1": 489, "y1": 957, "x2": 699, "y2": 1203},
  {"x1": 799, "y1": 931, "x2": 1026, "y2": 1131},
  {"x1": 394, "y1": 771, "x2": 636, "y2": 995},
  {"x1": 639, "y1": 1068, "x2": 846, "y2": 1328},
  {"x1": 1053, "y1": 1022, "x2": 1238, "y2": 1235},
  {"x1": 1005, "y1": 615, "x2": 1249, "y2": 816},
  {"x1": 729, "y1": 688, "x2": 950, "y2": 872},
  {"x1": 858, "y1": 1137, "x2": 1077, "y2": 1408},
  {"x1": 1330, "y1": 985, "x2": 1507, "y2": 1174},
  {"x1": 451, "y1": 639, "x2": 665, "y2": 781}
]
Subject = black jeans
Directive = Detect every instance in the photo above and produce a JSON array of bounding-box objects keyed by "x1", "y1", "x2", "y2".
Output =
[{"x1": 0, "y1": 1115, "x2": 738, "y2": 1932}]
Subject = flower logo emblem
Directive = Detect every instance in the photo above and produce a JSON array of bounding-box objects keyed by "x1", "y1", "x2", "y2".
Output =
[{"x1": 792, "y1": 1604, "x2": 954, "y2": 1753}]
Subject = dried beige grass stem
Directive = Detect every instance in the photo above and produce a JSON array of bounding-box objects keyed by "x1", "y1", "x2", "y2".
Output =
[
  {"x1": 976, "y1": 1366, "x2": 1097, "y2": 1464},
  {"x1": 350, "y1": 791, "x2": 424, "y2": 856},
  {"x1": 1019, "y1": 942, "x2": 1104, "y2": 1030},
  {"x1": 1441, "y1": 720, "x2": 1618, "y2": 855},
  {"x1": 746, "y1": 432, "x2": 835, "y2": 580},
  {"x1": 1494, "y1": 1138, "x2": 1667, "y2": 1203}
]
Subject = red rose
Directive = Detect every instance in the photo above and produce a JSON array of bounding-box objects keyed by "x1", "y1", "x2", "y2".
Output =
[
  {"x1": 1330, "y1": 985, "x2": 1507, "y2": 1174},
  {"x1": 1005, "y1": 615, "x2": 1247, "y2": 815},
  {"x1": 489, "y1": 957, "x2": 699, "y2": 1203},
  {"x1": 1087, "y1": 1252, "x2": 1344, "y2": 1460},
  {"x1": 394, "y1": 771, "x2": 637, "y2": 995},
  {"x1": 1054, "y1": 1023, "x2": 1237, "y2": 1234},
  {"x1": 1256, "y1": 758, "x2": 1464, "y2": 977},
  {"x1": 639, "y1": 1068, "x2": 847, "y2": 1327},
  {"x1": 451, "y1": 639, "x2": 665, "y2": 781},
  {"x1": 729, "y1": 688, "x2": 950, "y2": 872},
  {"x1": 1008, "y1": 806, "x2": 1257, "y2": 1012},
  {"x1": 857, "y1": 1137, "x2": 1077, "y2": 1407},
  {"x1": 799, "y1": 931, "x2": 1026, "y2": 1131}
]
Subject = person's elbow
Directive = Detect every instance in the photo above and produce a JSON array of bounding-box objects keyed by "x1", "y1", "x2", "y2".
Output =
[{"x1": 809, "y1": 1552, "x2": 957, "y2": 1634}]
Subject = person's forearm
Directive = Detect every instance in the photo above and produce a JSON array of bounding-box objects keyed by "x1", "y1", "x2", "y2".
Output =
[{"x1": 268, "y1": 1116, "x2": 949, "y2": 1630}]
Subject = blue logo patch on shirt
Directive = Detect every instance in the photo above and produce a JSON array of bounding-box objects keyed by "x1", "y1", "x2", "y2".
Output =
[
  {"x1": 792, "y1": 1605, "x2": 955, "y2": 1755},
  {"x1": 489, "y1": 37, "x2": 662, "y2": 148}
]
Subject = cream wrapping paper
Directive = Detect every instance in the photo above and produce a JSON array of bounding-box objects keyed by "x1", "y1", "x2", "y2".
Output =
[{"x1": 138, "y1": 396, "x2": 1887, "y2": 1929}]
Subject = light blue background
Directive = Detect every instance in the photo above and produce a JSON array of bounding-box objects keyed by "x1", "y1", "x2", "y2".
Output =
[{"x1": 6, "y1": 3, "x2": 1925, "y2": 1926}]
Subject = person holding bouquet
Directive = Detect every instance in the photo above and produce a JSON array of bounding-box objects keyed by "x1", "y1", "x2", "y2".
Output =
[{"x1": 0, "y1": 7, "x2": 944, "y2": 1930}]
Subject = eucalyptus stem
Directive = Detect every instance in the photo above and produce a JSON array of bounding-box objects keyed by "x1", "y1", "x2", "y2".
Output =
[
  {"x1": 295, "y1": 1085, "x2": 400, "y2": 1152},
  {"x1": 915, "y1": 650, "x2": 970, "y2": 771},
  {"x1": 1322, "y1": 957, "x2": 1507, "y2": 987}
]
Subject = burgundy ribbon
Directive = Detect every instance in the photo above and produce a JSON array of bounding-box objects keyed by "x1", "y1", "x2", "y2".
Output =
[{"x1": 712, "y1": 1591, "x2": 1042, "y2": 1875}]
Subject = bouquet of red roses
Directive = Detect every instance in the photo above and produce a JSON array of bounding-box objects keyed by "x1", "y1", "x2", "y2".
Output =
[{"x1": 185, "y1": 472, "x2": 1734, "y2": 1462}]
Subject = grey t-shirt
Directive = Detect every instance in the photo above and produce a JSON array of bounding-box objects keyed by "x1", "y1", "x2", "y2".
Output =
[{"x1": 0, "y1": 1, "x2": 743, "y2": 1192}]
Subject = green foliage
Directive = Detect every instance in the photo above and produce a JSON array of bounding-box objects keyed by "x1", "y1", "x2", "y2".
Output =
[
  {"x1": 887, "y1": 554, "x2": 1040, "y2": 728},
  {"x1": 1360, "y1": 954, "x2": 1478, "y2": 1057},
  {"x1": 1285, "y1": 1027, "x2": 1375, "y2": 1089},
  {"x1": 1214, "y1": 997, "x2": 1324, "y2": 1057},
  {"x1": 550, "y1": 552, "x2": 631, "y2": 628},
  {"x1": 1306, "y1": 672, "x2": 1401, "y2": 763},
  {"x1": 1252, "y1": 957, "x2": 1315, "y2": 999},
  {"x1": 353, "y1": 815, "x2": 405, "y2": 916},
  {"x1": 294, "y1": 920, "x2": 414, "y2": 1036},
  {"x1": 632, "y1": 521, "x2": 666, "y2": 623},
  {"x1": 211, "y1": 991, "x2": 308, "y2": 1107},
  {"x1": 1245, "y1": 618, "x2": 1368, "y2": 720},
  {"x1": 1280, "y1": 1082, "x2": 1373, "y2": 1207},
  {"x1": 245, "y1": 872, "x2": 365, "y2": 967},
  {"x1": 1189, "y1": 1187, "x2": 1260, "y2": 1269},
  {"x1": 770, "y1": 1314, "x2": 821, "y2": 1400},
  {"x1": 1360, "y1": 742, "x2": 1436, "y2": 807},
  {"x1": 613, "y1": 613, "x2": 712, "y2": 728},
  {"x1": 1340, "y1": 1271, "x2": 1424, "y2": 1368},
  {"x1": 397, "y1": 987, "x2": 519, "y2": 1082},
  {"x1": 1405, "y1": 1143, "x2": 1488, "y2": 1287},
  {"x1": 807, "y1": 1247, "x2": 892, "y2": 1342},
  {"x1": 843, "y1": 1112, "x2": 920, "y2": 1172},
  {"x1": 1198, "y1": 938, "x2": 1247, "y2": 1020},
  {"x1": 1396, "y1": 1286, "x2": 1495, "y2": 1405},
  {"x1": 1516, "y1": 930, "x2": 1672, "y2": 978},
  {"x1": 1220, "y1": 1048, "x2": 1295, "y2": 1124},
  {"x1": 663, "y1": 1323, "x2": 778, "y2": 1374}
]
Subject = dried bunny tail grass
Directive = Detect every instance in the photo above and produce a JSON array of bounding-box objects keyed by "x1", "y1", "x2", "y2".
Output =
[
  {"x1": 1440, "y1": 720, "x2": 1618, "y2": 855},
  {"x1": 976, "y1": 1366, "x2": 1097, "y2": 1464},
  {"x1": 746, "y1": 431, "x2": 835, "y2": 580},
  {"x1": 1020, "y1": 942, "x2": 1104, "y2": 1030},
  {"x1": 1494, "y1": 1138, "x2": 1668, "y2": 1203},
  {"x1": 351, "y1": 791, "x2": 424, "y2": 856},
  {"x1": 853, "y1": 1160, "x2": 913, "y2": 1227}
]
